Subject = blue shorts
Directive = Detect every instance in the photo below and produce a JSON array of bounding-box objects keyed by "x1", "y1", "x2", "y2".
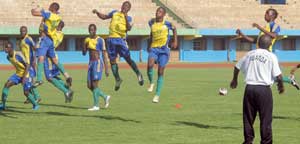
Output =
[
  {"x1": 106, "y1": 38, "x2": 130, "y2": 60},
  {"x1": 87, "y1": 60, "x2": 103, "y2": 82},
  {"x1": 44, "y1": 58, "x2": 60, "y2": 80},
  {"x1": 8, "y1": 74, "x2": 33, "y2": 91},
  {"x1": 36, "y1": 36, "x2": 56, "y2": 58},
  {"x1": 29, "y1": 66, "x2": 36, "y2": 77},
  {"x1": 148, "y1": 46, "x2": 170, "y2": 67}
]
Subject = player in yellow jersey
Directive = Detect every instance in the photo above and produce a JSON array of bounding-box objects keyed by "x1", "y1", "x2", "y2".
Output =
[
  {"x1": 31, "y1": 2, "x2": 72, "y2": 88},
  {"x1": 147, "y1": 7, "x2": 177, "y2": 103},
  {"x1": 41, "y1": 21, "x2": 74, "y2": 103},
  {"x1": 0, "y1": 42, "x2": 39, "y2": 110},
  {"x1": 92, "y1": 1, "x2": 144, "y2": 91},
  {"x1": 235, "y1": 8, "x2": 299, "y2": 90},
  {"x1": 19, "y1": 26, "x2": 41, "y2": 104},
  {"x1": 83, "y1": 24, "x2": 110, "y2": 111}
]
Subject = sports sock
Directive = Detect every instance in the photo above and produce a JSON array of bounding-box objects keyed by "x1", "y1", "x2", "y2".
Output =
[
  {"x1": 37, "y1": 62, "x2": 44, "y2": 81},
  {"x1": 51, "y1": 78, "x2": 69, "y2": 93},
  {"x1": 282, "y1": 76, "x2": 292, "y2": 83},
  {"x1": 92, "y1": 88, "x2": 100, "y2": 107},
  {"x1": 31, "y1": 88, "x2": 41, "y2": 100},
  {"x1": 56, "y1": 63, "x2": 67, "y2": 77},
  {"x1": 111, "y1": 64, "x2": 121, "y2": 81},
  {"x1": 1, "y1": 87, "x2": 9, "y2": 107},
  {"x1": 95, "y1": 87, "x2": 107, "y2": 99},
  {"x1": 128, "y1": 59, "x2": 140, "y2": 75},
  {"x1": 155, "y1": 75, "x2": 164, "y2": 96},
  {"x1": 147, "y1": 68, "x2": 154, "y2": 84},
  {"x1": 27, "y1": 93, "x2": 38, "y2": 106}
]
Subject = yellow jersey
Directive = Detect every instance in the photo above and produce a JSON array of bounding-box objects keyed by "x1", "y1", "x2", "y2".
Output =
[
  {"x1": 149, "y1": 19, "x2": 175, "y2": 48},
  {"x1": 84, "y1": 36, "x2": 106, "y2": 51},
  {"x1": 7, "y1": 51, "x2": 28, "y2": 77},
  {"x1": 108, "y1": 10, "x2": 132, "y2": 38},
  {"x1": 53, "y1": 31, "x2": 64, "y2": 48},
  {"x1": 257, "y1": 22, "x2": 280, "y2": 52},
  {"x1": 20, "y1": 34, "x2": 35, "y2": 65},
  {"x1": 41, "y1": 9, "x2": 62, "y2": 40}
]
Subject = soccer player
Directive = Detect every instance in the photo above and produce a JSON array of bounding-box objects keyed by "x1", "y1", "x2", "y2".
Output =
[
  {"x1": 19, "y1": 26, "x2": 41, "y2": 103},
  {"x1": 235, "y1": 8, "x2": 299, "y2": 90},
  {"x1": 83, "y1": 24, "x2": 110, "y2": 111},
  {"x1": 92, "y1": 1, "x2": 144, "y2": 91},
  {"x1": 147, "y1": 7, "x2": 177, "y2": 103},
  {"x1": 42, "y1": 21, "x2": 74, "y2": 103},
  {"x1": 0, "y1": 42, "x2": 39, "y2": 110},
  {"x1": 31, "y1": 2, "x2": 72, "y2": 87}
]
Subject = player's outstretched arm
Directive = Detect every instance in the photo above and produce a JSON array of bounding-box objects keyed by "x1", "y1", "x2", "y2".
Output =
[
  {"x1": 124, "y1": 13, "x2": 132, "y2": 31},
  {"x1": 230, "y1": 67, "x2": 240, "y2": 89},
  {"x1": 236, "y1": 29, "x2": 256, "y2": 43},
  {"x1": 92, "y1": 9, "x2": 110, "y2": 20},
  {"x1": 253, "y1": 23, "x2": 277, "y2": 39},
  {"x1": 276, "y1": 74, "x2": 284, "y2": 94},
  {"x1": 171, "y1": 25, "x2": 178, "y2": 49},
  {"x1": 31, "y1": 8, "x2": 42, "y2": 16}
]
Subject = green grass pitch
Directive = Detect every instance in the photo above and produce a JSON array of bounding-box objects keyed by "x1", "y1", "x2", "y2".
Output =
[{"x1": 0, "y1": 67, "x2": 299, "y2": 144}]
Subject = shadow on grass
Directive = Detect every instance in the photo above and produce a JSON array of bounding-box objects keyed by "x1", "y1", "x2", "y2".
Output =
[
  {"x1": 9, "y1": 100, "x2": 87, "y2": 110},
  {"x1": 273, "y1": 115, "x2": 300, "y2": 121},
  {"x1": 39, "y1": 103, "x2": 87, "y2": 110},
  {"x1": 45, "y1": 112, "x2": 141, "y2": 123},
  {"x1": 0, "y1": 111, "x2": 18, "y2": 119},
  {"x1": 175, "y1": 121, "x2": 240, "y2": 130}
]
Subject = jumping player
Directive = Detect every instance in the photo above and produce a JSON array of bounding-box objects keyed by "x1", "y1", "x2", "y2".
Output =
[
  {"x1": 236, "y1": 8, "x2": 299, "y2": 90},
  {"x1": 147, "y1": 7, "x2": 178, "y2": 103},
  {"x1": 42, "y1": 21, "x2": 74, "y2": 103},
  {"x1": 92, "y1": 1, "x2": 144, "y2": 91},
  {"x1": 31, "y1": 2, "x2": 72, "y2": 87}
]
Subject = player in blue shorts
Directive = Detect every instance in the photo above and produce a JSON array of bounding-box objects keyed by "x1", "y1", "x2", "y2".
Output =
[
  {"x1": 83, "y1": 24, "x2": 110, "y2": 111},
  {"x1": 0, "y1": 42, "x2": 39, "y2": 110},
  {"x1": 147, "y1": 7, "x2": 178, "y2": 103},
  {"x1": 19, "y1": 26, "x2": 41, "y2": 104},
  {"x1": 31, "y1": 2, "x2": 72, "y2": 87},
  {"x1": 92, "y1": 1, "x2": 144, "y2": 91}
]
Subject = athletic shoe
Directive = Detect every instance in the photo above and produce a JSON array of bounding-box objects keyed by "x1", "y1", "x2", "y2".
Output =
[
  {"x1": 104, "y1": 95, "x2": 111, "y2": 108},
  {"x1": 88, "y1": 106, "x2": 100, "y2": 111},
  {"x1": 0, "y1": 103, "x2": 6, "y2": 110},
  {"x1": 66, "y1": 77, "x2": 73, "y2": 88},
  {"x1": 114, "y1": 79, "x2": 123, "y2": 91},
  {"x1": 33, "y1": 81, "x2": 43, "y2": 87},
  {"x1": 32, "y1": 105, "x2": 39, "y2": 110},
  {"x1": 137, "y1": 73, "x2": 144, "y2": 86},
  {"x1": 147, "y1": 83, "x2": 155, "y2": 92},
  {"x1": 65, "y1": 90, "x2": 74, "y2": 103},
  {"x1": 152, "y1": 95, "x2": 160, "y2": 103},
  {"x1": 290, "y1": 78, "x2": 300, "y2": 90}
]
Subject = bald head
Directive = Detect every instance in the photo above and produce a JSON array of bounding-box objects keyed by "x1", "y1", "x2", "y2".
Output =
[{"x1": 258, "y1": 35, "x2": 272, "y2": 50}]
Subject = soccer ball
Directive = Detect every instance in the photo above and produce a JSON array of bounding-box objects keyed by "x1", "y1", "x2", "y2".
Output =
[{"x1": 219, "y1": 88, "x2": 228, "y2": 96}]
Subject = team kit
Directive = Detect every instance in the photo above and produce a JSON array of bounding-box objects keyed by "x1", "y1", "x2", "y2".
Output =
[{"x1": 0, "y1": 1, "x2": 298, "y2": 112}]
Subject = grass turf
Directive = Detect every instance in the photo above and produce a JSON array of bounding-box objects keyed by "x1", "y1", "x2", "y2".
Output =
[{"x1": 0, "y1": 68, "x2": 299, "y2": 144}]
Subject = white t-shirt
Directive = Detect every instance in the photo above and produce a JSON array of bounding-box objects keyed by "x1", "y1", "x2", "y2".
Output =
[{"x1": 236, "y1": 49, "x2": 281, "y2": 86}]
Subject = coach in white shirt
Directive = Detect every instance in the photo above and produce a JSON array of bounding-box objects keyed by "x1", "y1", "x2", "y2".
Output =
[{"x1": 230, "y1": 35, "x2": 284, "y2": 144}]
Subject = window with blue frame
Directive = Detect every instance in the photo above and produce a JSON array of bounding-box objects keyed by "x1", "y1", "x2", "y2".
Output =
[
  {"x1": 282, "y1": 38, "x2": 296, "y2": 50},
  {"x1": 261, "y1": 0, "x2": 286, "y2": 4},
  {"x1": 193, "y1": 38, "x2": 207, "y2": 50}
]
